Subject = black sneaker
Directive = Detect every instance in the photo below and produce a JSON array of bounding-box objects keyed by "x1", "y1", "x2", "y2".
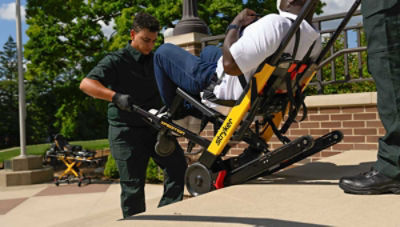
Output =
[{"x1": 339, "y1": 168, "x2": 400, "y2": 195}]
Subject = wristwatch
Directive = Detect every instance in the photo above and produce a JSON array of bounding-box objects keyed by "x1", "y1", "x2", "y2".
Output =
[{"x1": 226, "y1": 24, "x2": 240, "y2": 33}]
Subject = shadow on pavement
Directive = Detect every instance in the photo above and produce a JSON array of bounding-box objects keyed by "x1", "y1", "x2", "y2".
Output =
[
  {"x1": 248, "y1": 161, "x2": 374, "y2": 185},
  {"x1": 125, "y1": 214, "x2": 328, "y2": 227}
]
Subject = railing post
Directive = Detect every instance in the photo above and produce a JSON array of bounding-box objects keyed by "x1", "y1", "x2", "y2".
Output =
[
  {"x1": 313, "y1": 20, "x2": 323, "y2": 94},
  {"x1": 344, "y1": 30, "x2": 350, "y2": 81},
  {"x1": 330, "y1": 33, "x2": 336, "y2": 82},
  {"x1": 357, "y1": 29, "x2": 363, "y2": 78}
]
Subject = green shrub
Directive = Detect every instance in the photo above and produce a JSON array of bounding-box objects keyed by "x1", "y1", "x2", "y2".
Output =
[
  {"x1": 103, "y1": 153, "x2": 119, "y2": 179},
  {"x1": 103, "y1": 153, "x2": 163, "y2": 183}
]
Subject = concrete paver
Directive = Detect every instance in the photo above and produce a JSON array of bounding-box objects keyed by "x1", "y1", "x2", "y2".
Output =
[
  {"x1": 0, "y1": 183, "x2": 163, "y2": 227},
  {"x1": 123, "y1": 150, "x2": 399, "y2": 227},
  {"x1": 127, "y1": 184, "x2": 400, "y2": 227},
  {"x1": 0, "y1": 183, "x2": 48, "y2": 199},
  {"x1": 1, "y1": 150, "x2": 399, "y2": 227}
]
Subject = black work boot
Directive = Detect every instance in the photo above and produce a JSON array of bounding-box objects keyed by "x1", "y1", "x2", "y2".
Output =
[{"x1": 339, "y1": 168, "x2": 400, "y2": 195}]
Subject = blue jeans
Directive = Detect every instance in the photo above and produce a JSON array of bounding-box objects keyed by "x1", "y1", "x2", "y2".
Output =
[{"x1": 153, "y1": 43, "x2": 222, "y2": 107}]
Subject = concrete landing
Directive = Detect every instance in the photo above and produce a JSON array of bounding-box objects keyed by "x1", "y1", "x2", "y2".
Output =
[
  {"x1": 2, "y1": 150, "x2": 399, "y2": 227},
  {"x1": 123, "y1": 150, "x2": 399, "y2": 227}
]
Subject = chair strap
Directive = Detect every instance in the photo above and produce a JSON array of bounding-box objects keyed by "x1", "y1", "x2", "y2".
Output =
[
  {"x1": 287, "y1": 18, "x2": 301, "y2": 60},
  {"x1": 238, "y1": 74, "x2": 247, "y2": 89}
]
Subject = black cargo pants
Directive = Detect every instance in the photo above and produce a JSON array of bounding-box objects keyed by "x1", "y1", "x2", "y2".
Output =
[
  {"x1": 363, "y1": 2, "x2": 400, "y2": 179},
  {"x1": 109, "y1": 125, "x2": 187, "y2": 218}
]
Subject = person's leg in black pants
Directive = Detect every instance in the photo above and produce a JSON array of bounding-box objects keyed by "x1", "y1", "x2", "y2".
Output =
[
  {"x1": 109, "y1": 126, "x2": 150, "y2": 218},
  {"x1": 339, "y1": 3, "x2": 400, "y2": 194},
  {"x1": 152, "y1": 139, "x2": 187, "y2": 207}
]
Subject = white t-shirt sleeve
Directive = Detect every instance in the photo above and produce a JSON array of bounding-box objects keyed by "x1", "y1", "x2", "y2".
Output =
[
  {"x1": 310, "y1": 36, "x2": 322, "y2": 60},
  {"x1": 229, "y1": 14, "x2": 287, "y2": 75}
]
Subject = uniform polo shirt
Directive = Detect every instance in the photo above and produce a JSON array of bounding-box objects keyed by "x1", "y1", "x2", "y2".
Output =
[{"x1": 86, "y1": 42, "x2": 162, "y2": 127}]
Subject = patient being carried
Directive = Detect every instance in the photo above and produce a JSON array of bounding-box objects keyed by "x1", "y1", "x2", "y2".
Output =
[
  {"x1": 153, "y1": 0, "x2": 321, "y2": 117},
  {"x1": 151, "y1": 0, "x2": 321, "y2": 157}
]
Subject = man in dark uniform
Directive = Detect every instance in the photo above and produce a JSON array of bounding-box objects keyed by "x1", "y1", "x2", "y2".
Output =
[
  {"x1": 79, "y1": 13, "x2": 187, "y2": 217},
  {"x1": 339, "y1": 0, "x2": 400, "y2": 194}
]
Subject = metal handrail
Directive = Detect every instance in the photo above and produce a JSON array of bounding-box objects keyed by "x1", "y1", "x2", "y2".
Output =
[
  {"x1": 313, "y1": 10, "x2": 361, "y2": 23},
  {"x1": 317, "y1": 47, "x2": 367, "y2": 70},
  {"x1": 316, "y1": 0, "x2": 362, "y2": 65}
]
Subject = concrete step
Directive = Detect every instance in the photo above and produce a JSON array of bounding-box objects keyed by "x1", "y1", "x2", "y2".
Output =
[
  {"x1": 0, "y1": 167, "x2": 53, "y2": 187},
  {"x1": 4, "y1": 155, "x2": 43, "y2": 171}
]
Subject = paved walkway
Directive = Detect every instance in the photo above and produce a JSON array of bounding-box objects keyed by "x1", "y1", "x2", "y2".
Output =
[{"x1": 1, "y1": 150, "x2": 399, "y2": 227}]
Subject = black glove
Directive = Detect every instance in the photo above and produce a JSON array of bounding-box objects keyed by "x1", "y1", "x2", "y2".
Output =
[{"x1": 112, "y1": 93, "x2": 133, "y2": 112}]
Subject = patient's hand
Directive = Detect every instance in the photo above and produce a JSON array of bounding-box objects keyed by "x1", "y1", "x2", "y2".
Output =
[{"x1": 232, "y1": 8, "x2": 257, "y2": 28}]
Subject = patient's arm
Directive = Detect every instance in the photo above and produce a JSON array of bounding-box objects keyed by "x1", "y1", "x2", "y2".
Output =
[{"x1": 222, "y1": 8, "x2": 257, "y2": 76}]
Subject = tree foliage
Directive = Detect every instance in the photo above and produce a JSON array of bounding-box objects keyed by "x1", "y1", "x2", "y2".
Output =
[
  {"x1": 24, "y1": 0, "x2": 112, "y2": 141},
  {"x1": 22, "y1": 0, "x2": 288, "y2": 143},
  {"x1": 0, "y1": 37, "x2": 19, "y2": 147}
]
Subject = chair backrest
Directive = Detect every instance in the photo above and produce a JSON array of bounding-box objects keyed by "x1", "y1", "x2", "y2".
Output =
[{"x1": 256, "y1": 58, "x2": 299, "y2": 115}]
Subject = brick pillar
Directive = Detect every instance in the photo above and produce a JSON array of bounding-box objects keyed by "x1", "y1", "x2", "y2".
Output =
[{"x1": 164, "y1": 32, "x2": 209, "y2": 56}]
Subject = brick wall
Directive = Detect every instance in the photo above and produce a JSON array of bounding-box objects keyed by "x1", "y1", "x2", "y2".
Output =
[{"x1": 178, "y1": 92, "x2": 384, "y2": 165}]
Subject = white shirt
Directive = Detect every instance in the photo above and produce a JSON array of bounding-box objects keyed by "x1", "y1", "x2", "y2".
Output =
[{"x1": 202, "y1": 11, "x2": 321, "y2": 113}]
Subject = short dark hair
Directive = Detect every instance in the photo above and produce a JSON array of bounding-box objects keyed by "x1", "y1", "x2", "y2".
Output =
[{"x1": 132, "y1": 12, "x2": 160, "y2": 33}]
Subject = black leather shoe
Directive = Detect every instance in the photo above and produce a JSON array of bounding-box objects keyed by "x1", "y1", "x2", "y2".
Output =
[{"x1": 339, "y1": 168, "x2": 400, "y2": 195}]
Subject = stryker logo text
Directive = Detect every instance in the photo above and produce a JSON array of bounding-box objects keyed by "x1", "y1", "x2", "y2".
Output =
[
  {"x1": 161, "y1": 121, "x2": 185, "y2": 135},
  {"x1": 216, "y1": 118, "x2": 233, "y2": 145}
]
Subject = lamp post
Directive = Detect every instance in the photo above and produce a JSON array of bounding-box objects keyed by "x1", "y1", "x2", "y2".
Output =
[
  {"x1": 16, "y1": 0, "x2": 26, "y2": 157},
  {"x1": 173, "y1": 0, "x2": 208, "y2": 35}
]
